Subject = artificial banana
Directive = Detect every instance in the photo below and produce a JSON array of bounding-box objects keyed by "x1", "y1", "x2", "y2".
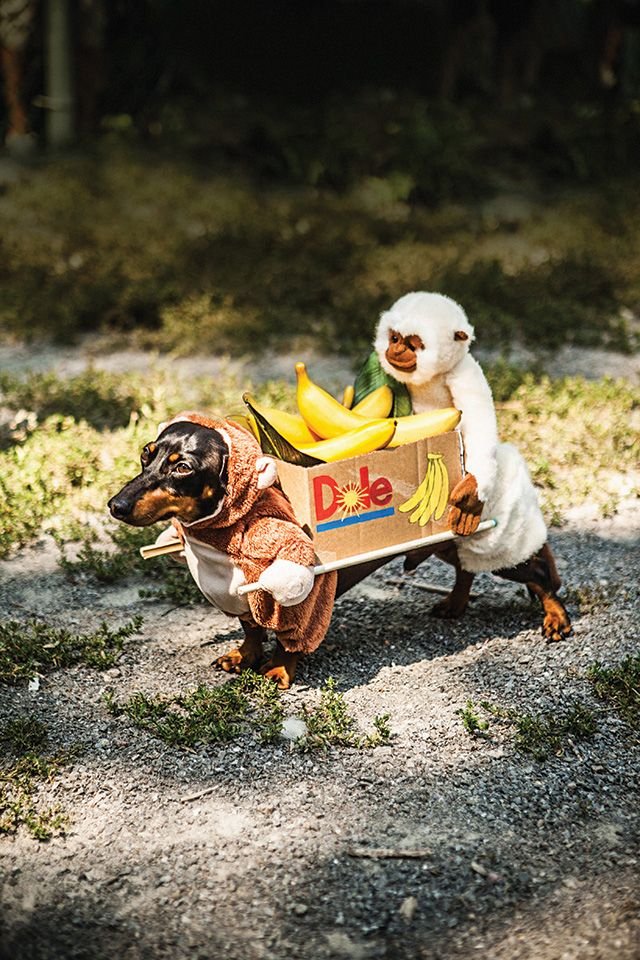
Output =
[
  {"x1": 351, "y1": 384, "x2": 394, "y2": 419},
  {"x1": 296, "y1": 362, "x2": 371, "y2": 438},
  {"x1": 387, "y1": 407, "x2": 461, "y2": 447},
  {"x1": 342, "y1": 384, "x2": 355, "y2": 409},
  {"x1": 294, "y1": 418, "x2": 397, "y2": 463},
  {"x1": 242, "y1": 396, "x2": 317, "y2": 445}
]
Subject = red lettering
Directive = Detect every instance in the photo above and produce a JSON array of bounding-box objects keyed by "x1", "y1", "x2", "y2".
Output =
[
  {"x1": 370, "y1": 476, "x2": 392, "y2": 506},
  {"x1": 313, "y1": 475, "x2": 339, "y2": 521},
  {"x1": 358, "y1": 466, "x2": 371, "y2": 508}
]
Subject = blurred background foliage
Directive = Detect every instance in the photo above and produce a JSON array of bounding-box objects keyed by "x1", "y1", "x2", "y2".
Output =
[{"x1": 1, "y1": 0, "x2": 639, "y2": 356}]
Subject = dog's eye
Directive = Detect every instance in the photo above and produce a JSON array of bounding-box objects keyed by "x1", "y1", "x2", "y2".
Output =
[
  {"x1": 390, "y1": 333, "x2": 399, "y2": 344},
  {"x1": 140, "y1": 443, "x2": 156, "y2": 465},
  {"x1": 173, "y1": 461, "x2": 194, "y2": 476}
]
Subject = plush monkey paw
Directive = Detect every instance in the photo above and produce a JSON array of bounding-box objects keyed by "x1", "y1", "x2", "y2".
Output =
[
  {"x1": 448, "y1": 474, "x2": 484, "y2": 536},
  {"x1": 256, "y1": 456, "x2": 278, "y2": 490},
  {"x1": 257, "y1": 559, "x2": 315, "y2": 606}
]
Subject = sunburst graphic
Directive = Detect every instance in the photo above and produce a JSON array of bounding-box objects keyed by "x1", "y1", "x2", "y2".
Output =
[{"x1": 335, "y1": 481, "x2": 368, "y2": 518}]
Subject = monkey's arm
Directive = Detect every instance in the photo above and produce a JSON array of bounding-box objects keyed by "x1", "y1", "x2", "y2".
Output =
[{"x1": 446, "y1": 354, "x2": 499, "y2": 502}]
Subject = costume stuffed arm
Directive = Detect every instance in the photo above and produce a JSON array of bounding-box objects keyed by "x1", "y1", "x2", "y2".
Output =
[{"x1": 446, "y1": 354, "x2": 499, "y2": 534}]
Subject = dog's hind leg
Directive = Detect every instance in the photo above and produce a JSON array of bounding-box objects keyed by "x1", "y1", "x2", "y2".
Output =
[
  {"x1": 494, "y1": 543, "x2": 572, "y2": 642},
  {"x1": 214, "y1": 619, "x2": 266, "y2": 674},
  {"x1": 404, "y1": 542, "x2": 475, "y2": 619}
]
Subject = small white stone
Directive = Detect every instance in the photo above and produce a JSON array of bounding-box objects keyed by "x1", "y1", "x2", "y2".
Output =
[{"x1": 280, "y1": 717, "x2": 308, "y2": 741}]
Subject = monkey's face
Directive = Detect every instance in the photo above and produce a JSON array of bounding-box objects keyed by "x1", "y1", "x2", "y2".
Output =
[
  {"x1": 374, "y1": 292, "x2": 474, "y2": 386},
  {"x1": 385, "y1": 331, "x2": 425, "y2": 373}
]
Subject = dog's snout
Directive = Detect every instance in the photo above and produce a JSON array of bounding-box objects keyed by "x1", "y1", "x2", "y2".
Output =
[{"x1": 108, "y1": 494, "x2": 132, "y2": 520}]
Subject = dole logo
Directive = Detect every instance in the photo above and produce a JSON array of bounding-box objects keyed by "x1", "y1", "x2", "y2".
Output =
[{"x1": 313, "y1": 465, "x2": 395, "y2": 531}]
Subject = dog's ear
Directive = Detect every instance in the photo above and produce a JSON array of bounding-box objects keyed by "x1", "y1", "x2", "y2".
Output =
[{"x1": 256, "y1": 456, "x2": 278, "y2": 490}]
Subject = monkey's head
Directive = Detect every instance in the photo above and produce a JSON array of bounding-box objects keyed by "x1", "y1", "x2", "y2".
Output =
[{"x1": 374, "y1": 292, "x2": 474, "y2": 385}]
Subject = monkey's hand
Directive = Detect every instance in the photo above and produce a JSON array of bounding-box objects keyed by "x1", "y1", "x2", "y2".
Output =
[
  {"x1": 449, "y1": 474, "x2": 484, "y2": 536},
  {"x1": 257, "y1": 559, "x2": 315, "y2": 606}
]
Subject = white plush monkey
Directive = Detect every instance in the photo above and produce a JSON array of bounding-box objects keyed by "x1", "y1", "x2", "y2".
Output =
[{"x1": 373, "y1": 291, "x2": 547, "y2": 574}]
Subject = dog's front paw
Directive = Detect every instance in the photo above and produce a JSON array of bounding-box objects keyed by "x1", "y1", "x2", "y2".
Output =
[
  {"x1": 214, "y1": 647, "x2": 260, "y2": 673},
  {"x1": 260, "y1": 662, "x2": 293, "y2": 690}
]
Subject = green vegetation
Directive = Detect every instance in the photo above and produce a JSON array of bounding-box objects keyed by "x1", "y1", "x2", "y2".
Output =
[
  {"x1": 0, "y1": 616, "x2": 143, "y2": 684},
  {"x1": 1, "y1": 109, "x2": 639, "y2": 355},
  {"x1": 0, "y1": 716, "x2": 72, "y2": 840},
  {"x1": 587, "y1": 656, "x2": 640, "y2": 729},
  {"x1": 460, "y1": 700, "x2": 598, "y2": 760},
  {"x1": 0, "y1": 367, "x2": 636, "y2": 562},
  {"x1": 104, "y1": 671, "x2": 285, "y2": 746},
  {"x1": 299, "y1": 677, "x2": 392, "y2": 750},
  {"x1": 105, "y1": 674, "x2": 392, "y2": 750},
  {"x1": 0, "y1": 368, "x2": 293, "y2": 559},
  {"x1": 457, "y1": 699, "x2": 490, "y2": 736}
]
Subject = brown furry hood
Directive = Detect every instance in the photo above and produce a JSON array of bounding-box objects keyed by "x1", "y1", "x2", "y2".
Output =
[{"x1": 165, "y1": 411, "x2": 337, "y2": 654}]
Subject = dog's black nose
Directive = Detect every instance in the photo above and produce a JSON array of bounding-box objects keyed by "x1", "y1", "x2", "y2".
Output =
[{"x1": 108, "y1": 495, "x2": 131, "y2": 520}]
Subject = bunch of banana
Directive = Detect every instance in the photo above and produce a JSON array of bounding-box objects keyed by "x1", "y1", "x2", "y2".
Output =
[
  {"x1": 398, "y1": 453, "x2": 450, "y2": 526},
  {"x1": 241, "y1": 363, "x2": 461, "y2": 465}
]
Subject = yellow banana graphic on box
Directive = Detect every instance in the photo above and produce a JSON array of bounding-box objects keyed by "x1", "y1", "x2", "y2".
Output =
[
  {"x1": 387, "y1": 408, "x2": 461, "y2": 447},
  {"x1": 399, "y1": 453, "x2": 450, "y2": 526},
  {"x1": 351, "y1": 384, "x2": 394, "y2": 418},
  {"x1": 293, "y1": 418, "x2": 397, "y2": 463}
]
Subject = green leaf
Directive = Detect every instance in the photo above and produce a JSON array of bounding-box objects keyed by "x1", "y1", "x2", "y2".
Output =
[
  {"x1": 243, "y1": 394, "x2": 322, "y2": 467},
  {"x1": 353, "y1": 352, "x2": 412, "y2": 417}
]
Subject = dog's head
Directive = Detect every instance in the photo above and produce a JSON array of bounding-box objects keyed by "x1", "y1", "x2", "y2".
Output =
[{"x1": 108, "y1": 420, "x2": 229, "y2": 526}]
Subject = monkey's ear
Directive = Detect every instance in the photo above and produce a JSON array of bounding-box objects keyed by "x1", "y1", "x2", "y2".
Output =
[{"x1": 454, "y1": 330, "x2": 469, "y2": 342}]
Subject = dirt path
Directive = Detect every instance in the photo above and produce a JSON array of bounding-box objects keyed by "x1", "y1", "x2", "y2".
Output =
[{"x1": 0, "y1": 343, "x2": 639, "y2": 959}]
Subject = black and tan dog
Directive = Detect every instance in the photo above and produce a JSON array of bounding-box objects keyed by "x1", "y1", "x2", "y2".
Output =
[{"x1": 109, "y1": 417, "x2": 571, "y2": 686}]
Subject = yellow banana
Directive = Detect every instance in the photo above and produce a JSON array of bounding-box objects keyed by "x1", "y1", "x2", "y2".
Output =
[
  {"x1": 243, "y1": 396, "x2": 318, "y2": 446},
  {"x1": 342, "y1": 384, "x2": 355, "y2": 409},
  {"x1": 296, "y1": 363, "x2": 371, "y2": 438},
  {"x1": 418, "y1": 455, "x2": 444, "y2": 526},
  {"x1": 387, "y1": 408, "x2": 461, "y2": 447},
  {"x1": 410, "y1": 461, "x2": 437, "y2": 524},
  {"x1": 294, "y1": 418, "x2": 397, "y2": 463},
  {"x1": 433, "y1": 456, "x2": 450, "y2": 522},
  {"x1": 352, "y1": 385, "x2": 394, "y2": 419},
  {"x1": 227, "y1": 412, "x2": 259, "y2": 440}
]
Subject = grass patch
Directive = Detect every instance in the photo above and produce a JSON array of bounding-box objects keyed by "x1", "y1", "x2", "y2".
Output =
[
  {"x1": 587, "y1": 656, "x2": 640, "y2": 729},
  {"x1": 298, "y1": 677, "x2": 392, "y2": 750},
  {"x1": 105, "y1": 674, "x2": 392, "y2": 750},
  {"x1": 460, "y1": 699, "x2": 598, "y2": 760},
  {"x1": 0, "y1": 716, "x2": 72, "y2": 840},
  {"x1": 0, "y1": 616, "x2": 143, "y2": 684},
  {"x1": 494, "y1": 374, "x2": 640, "y2": 523},
  {"x1": 105, "y1": 671, "x2": 284, "y2": 746}
]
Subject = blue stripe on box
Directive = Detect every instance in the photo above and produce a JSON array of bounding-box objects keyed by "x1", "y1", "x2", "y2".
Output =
[{"x1": 316, "y1": 507, "x2": 395, "y2": 533}]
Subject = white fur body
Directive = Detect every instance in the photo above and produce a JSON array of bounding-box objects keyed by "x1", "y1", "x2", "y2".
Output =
[
  {"x1": 375, "y1": 292, "x2": 547, "y2": 572},
  {"x1": 456, "y1": 442, "x2": 547, "y2": 573},
  {"x1": 182, "y1": 535, "x2": 251, "y2": 616}
]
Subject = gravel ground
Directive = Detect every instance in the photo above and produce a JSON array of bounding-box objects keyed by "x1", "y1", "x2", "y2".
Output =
[
  {"x1": 0, "y1": 344, "x2": 638, "y2": 960},
  {"x1": 0, "y1": 499, "x2": 638, "y2": 960}
]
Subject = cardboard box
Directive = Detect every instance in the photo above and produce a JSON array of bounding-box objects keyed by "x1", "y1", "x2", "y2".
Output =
[{"x1": 276, "y1": 430, "x2": 465, "y2": 565}]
